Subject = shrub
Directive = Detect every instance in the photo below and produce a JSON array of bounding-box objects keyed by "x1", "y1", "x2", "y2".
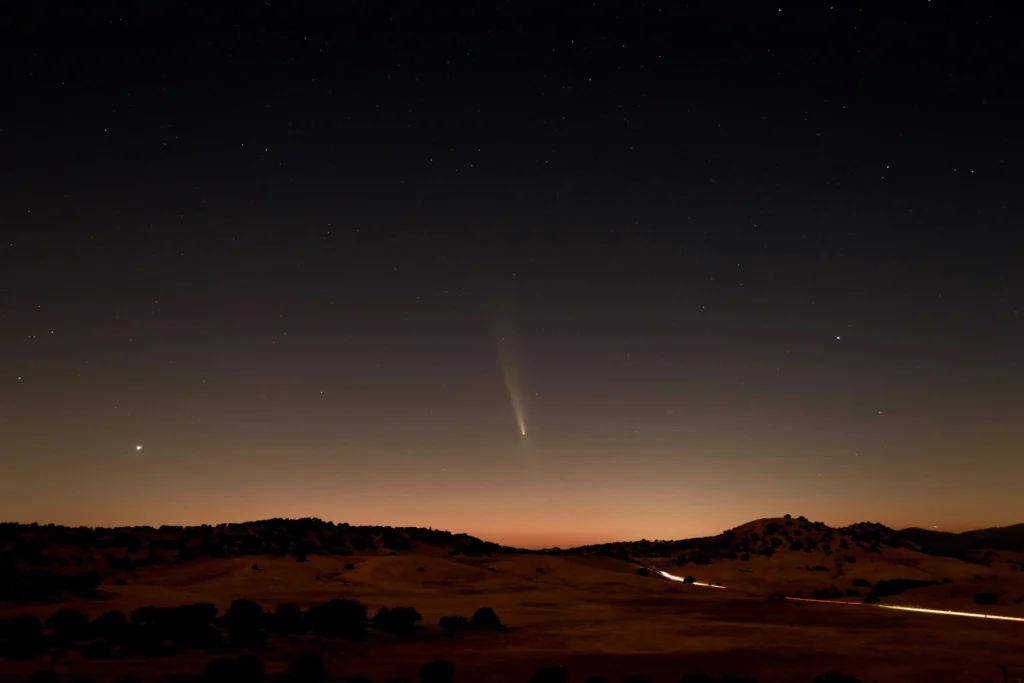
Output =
[
  {"x1": 813, "y1": 674, "x2": 865, "y2": 683},
  {"x1": 468, "y1": 607, "x2": 505, "y2": 630},
  {"x1": 870, "y1": 578, "x2": 938, "y2": 598},
  {"x1": 288, "y1": 652, "x2": 329, "y2": 682},
  {"x1": 439, "y1": 615, "x2": 470, "y2": 631},
  {"x1": 93, "y1": 610, "x2": 131, "y2": 644},
  {"x1": 269, "y1": 603, "x2": 306, "y2": 635},
  {"x1": 636, "y1": 567, "x2": 650, "y2": 576},
  {"x1": 529, "y1": 667, "x2": 569, "y2": 683},
  {"x1": 307, "y1": 598, "x2": 368, "y2": 639},
  {"x1": 845, "y1": 588, "x2": 861, "y2": 597},
  {"x1": 812, "y1": 587, "x2": 844, "y2": 600},
  {"x1": 851, "y1": 578, "x2": 872, "y2": 588},
  {"x1": 683, "y1": 576, "x2": 695, "y2": 584},
  {"x1": 373, "y1": 606, "x2": 422, "y2": 634},
  {"x1": 24, "y1": 670, "x2": 59, "y2": 683},
  {"x1": 4, "y1": 614, "x2": 44, "y2": 658},
  {"x1": 202, "y1": 654, "x2": 264, "y2": 682},
  {"x1": 224, "y1": 599, "x2": 265, "y2": 647},
  {"x1": 46, "y1": 608, "x2": 91, "y2": 647},
  {"x1": 973, "y1": 591, "x2": 998, "y2": 606},
  {"x1": 417, "y1": 659, "x2": 455, "y2": 683}
]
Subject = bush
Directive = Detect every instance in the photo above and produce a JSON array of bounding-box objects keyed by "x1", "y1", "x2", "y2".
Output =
[
  {"x1": 845, "y1": 588, "x2": 861, "y2": 597},
  {"x1": 812, "y1": 587, "x2": 843, "y2": 600},
  {"x1": 288, "y1": 652, "x2": 329, "y2": 682},
  {"x1": 373, "y1": 606, "x2": 422, "y2": 634},
  {"x1": 224, "y1": 599, "x2": 265, "y2": 647},
  {"x1": 636, "y1": 567, "x2": 650, "y2": 576},
  {"x1": 269, "y1": 603, "x2": 306, "y2": 635},
  {"x1": 683, "y1": 576, "x2": 695, "y2": 584},
  {"x1": 4, "y1": 614, "x2": 43, "y2": 658},
  {"x1": 307, "y1": 598, "x2": 368, "y2": 639},
  {"x1": 851, "y1": 578, "x2": 872, "y2": 588},
  {"x1": 438, "y1": 615, "x2": 469, "y2": 631},
  {"x1": 529, "y1": 667, "x2": 569, "y2": 683},
  {"x1": 468, "y1": 607, "x2": 505, "y2": 630},
  {"x1": 93, "y1": 610, "x2": 131, "y2": 645},
  {"x1": 46, "y1": 608, "x2": 91, "y2": 647},
  {"x1": 679, "y1": 674, "x2": 757, "y2": 683},
  {"x1": 417, "y1": 659, "x2": 455, "y2": 683},
  {"x1": 870, "y1": 578, "x2": 938, "y2": 598},
  {"x1": 202, "y1": 654, "x2": 264, "y2": 682},
  {"x1": 813, "y1": 674, "x2": 865, "y2": 683},
  {"x1": 973, "y1": 591, "x2": 998, "y2": 606},
  {"x1": 24, "y1": 670, "x2": 59, "y2": 683}
]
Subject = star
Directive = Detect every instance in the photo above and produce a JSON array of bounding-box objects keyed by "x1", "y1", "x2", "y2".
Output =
[{"x1": 135, "y1": 445, "x2": 143, "y2": 451}]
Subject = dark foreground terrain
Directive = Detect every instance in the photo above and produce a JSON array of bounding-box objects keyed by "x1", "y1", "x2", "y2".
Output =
[{"x1": 2, "y1": 518, "x2": 1023, "y2": 682}]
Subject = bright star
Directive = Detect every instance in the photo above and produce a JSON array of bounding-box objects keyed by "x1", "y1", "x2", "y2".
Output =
[{"x1": 135, "y1": 445, "x2": 143, "y2": 451}]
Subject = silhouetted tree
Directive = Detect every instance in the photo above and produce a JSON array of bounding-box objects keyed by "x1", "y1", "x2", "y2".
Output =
[
  {"x1": 288, "y1": 652, "x2": 329, "y2": 682},
  {"x1": 4, "y1": 614, "x2": 43, "y2": 659},
  {"x1": 203, "y1": 654, "x2": 265, "y2": 683},
  {"x1": 439, "y1": 615, "x2": 469, "y2": 632},
  {"x1": 530, "y1": 666, "x2": 569, "y2": 683},
  {"x1": 683, "y1": 576, "x2": 695, "y2": 584},
  {"x1": 269, "y1": 603, "x2": 306, "y2": 635},
  {"x1": 24, "y1": 670, "x2": 59, "y2": 683},
  {"x1": 974, "y1": 591, "x2": 999, "y2": 605},
  {"x1": 46, "y1": 608, "x2": 91, "y2": 648},
  {"x1": 469, "y1": 606, "x2": 505, "y2": 630},
  {"x1": 93, "y1": 610, "x2": 131, "y2": 645},
  {"x1": 373, "y1": 606, "x2": 422, "y2": 634},
  {"x1": 812, "y1": 674, "x2": 865, "y2": 683},
  {"x1": 224, "y1": 599, "x2": 265, "y2": 647},
  {"x1": 306, "y1": 598, "x2": 368, "y2": 639},
  {"x1": 417, "y1": 659, "x2": 455, "y2": 683},
  {"x1": 166, "y1": 603, "x2": 218, "y2": 647}
]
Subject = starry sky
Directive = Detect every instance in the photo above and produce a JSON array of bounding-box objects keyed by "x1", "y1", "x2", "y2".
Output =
[{"x1": 2, "y1": 4, "x2": 1022, "y2": 548}]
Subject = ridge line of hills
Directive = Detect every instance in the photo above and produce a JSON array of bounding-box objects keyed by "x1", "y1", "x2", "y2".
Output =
[{"x1": 2, "y1": 515, "x2": 1023, "y2": 603}]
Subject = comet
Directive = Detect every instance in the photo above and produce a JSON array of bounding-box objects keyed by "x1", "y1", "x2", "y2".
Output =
[{"x1": 493, "y1": 316, "x2": 528, "y2": 438}]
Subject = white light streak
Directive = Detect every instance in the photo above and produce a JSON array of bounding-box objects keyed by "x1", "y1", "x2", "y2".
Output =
[{"x1": 657, "y1": 569, "x2": 727, "y2": 588}]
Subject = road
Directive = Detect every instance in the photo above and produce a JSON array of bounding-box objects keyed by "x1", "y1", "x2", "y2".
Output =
[{"x1": 656, "y1": 567, "x2": 1024, "y2": 623}]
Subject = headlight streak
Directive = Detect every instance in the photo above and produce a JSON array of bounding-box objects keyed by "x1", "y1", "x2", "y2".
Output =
[{"x1": 785, "y1": 596, "x2": 1024, "y2": 622}]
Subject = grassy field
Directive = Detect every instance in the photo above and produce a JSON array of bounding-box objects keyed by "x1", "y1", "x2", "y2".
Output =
[{"x1": 3, "y1": 548, "x2": 1024, "y2": 682}]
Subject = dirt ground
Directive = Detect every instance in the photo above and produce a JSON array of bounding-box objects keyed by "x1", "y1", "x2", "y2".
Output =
[{"x1": 2, "y1": 551, "x2": 1023, "y2": 683}]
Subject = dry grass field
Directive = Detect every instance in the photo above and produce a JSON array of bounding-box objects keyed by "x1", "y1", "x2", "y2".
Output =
[{"x1": 3, "y1": 539, "x2": 1024, "y2": 683}]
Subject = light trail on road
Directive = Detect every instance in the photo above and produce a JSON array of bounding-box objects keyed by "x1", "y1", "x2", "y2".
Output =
[
  {"x1": 656, "y1": 569, "x2": 727, "y2": 588},
  {"x1": 657, "y1": 571, "x2": 1024, "y2": 623},
  {"x1": 786, "y1": 596, "x2": 1024, "y2": 623}
]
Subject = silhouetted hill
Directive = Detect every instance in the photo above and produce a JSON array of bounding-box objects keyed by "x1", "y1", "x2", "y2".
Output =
[
  {"x1": 960, "y1": 523, "x2": 1024, "y2": 552},
  {"x1": 0, "y1": 518, "x2": 527, "y2": 603},
  {"x1": 569, "y1": 516, "x2": 1021, "y2": 568},
  {"x1": 898, "y1": 524, "x2": 1024, "y2": 555}
]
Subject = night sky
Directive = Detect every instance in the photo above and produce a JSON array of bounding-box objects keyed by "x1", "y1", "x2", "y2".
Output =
[{"x1": 2, "y1": 5, "x2": 1021, "y2": 548}]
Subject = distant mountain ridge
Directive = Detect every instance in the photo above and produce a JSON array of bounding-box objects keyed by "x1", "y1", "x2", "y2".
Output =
[
  {"x1": 560, "y1": 516, "x2": 1024, "y2": 567},
  {"x1": 900, "y1": 523, "x2": 1024, "y2": 554}
]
